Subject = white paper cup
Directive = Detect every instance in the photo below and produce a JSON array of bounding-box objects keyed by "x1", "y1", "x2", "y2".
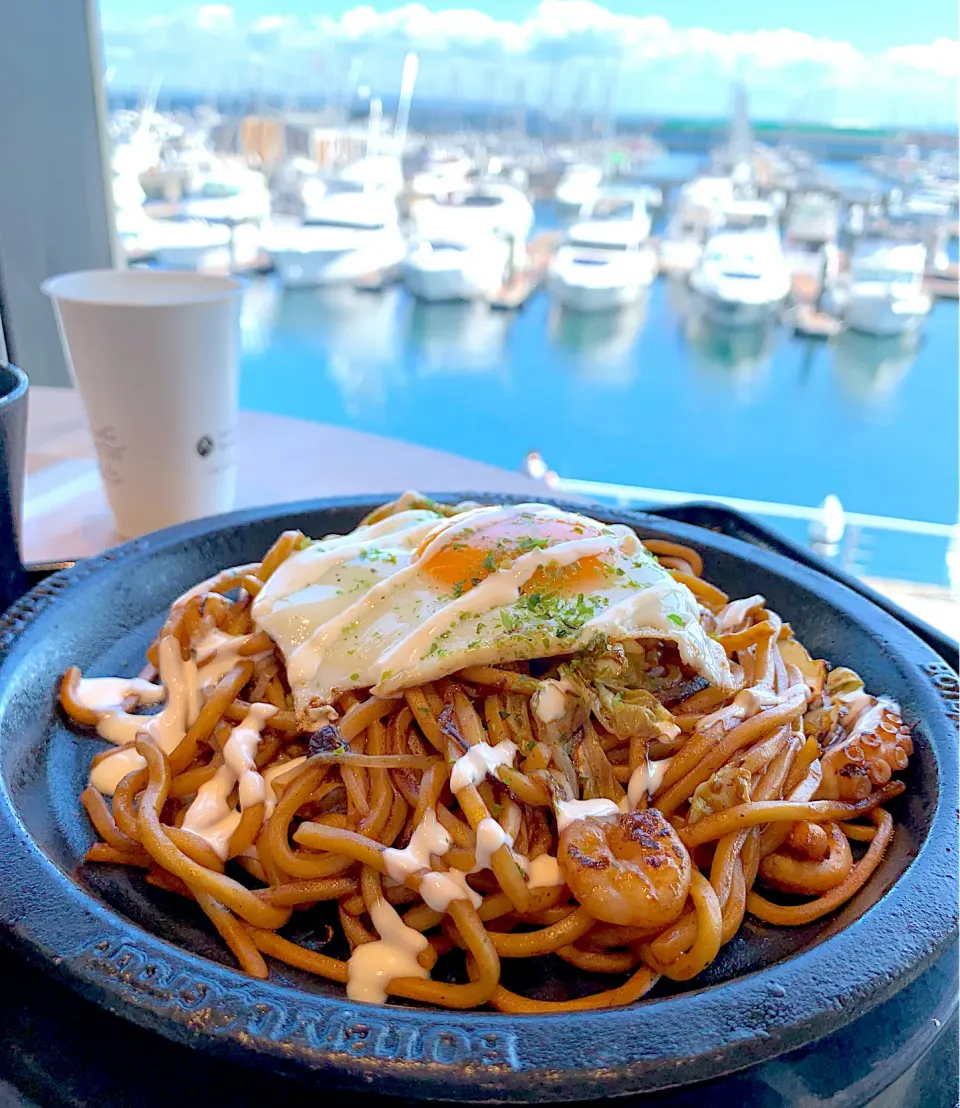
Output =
[{"x1": 43, "y1": 269, "x2": 244, "y2": 537}]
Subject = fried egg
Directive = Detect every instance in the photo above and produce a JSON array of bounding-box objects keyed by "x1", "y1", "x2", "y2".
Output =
[{"x1": 256, "y1": 502, "x2": 734, "y2": 713}]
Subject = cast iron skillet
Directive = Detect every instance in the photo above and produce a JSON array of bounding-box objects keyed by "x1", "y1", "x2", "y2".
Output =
[{"x1": 0, "y1": 494, "x2": 955, "y2": 1103}]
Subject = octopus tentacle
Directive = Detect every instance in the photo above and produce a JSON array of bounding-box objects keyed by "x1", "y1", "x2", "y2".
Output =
[{"x1": 817, "y1": 698, "x2": 912, "y2": 802}]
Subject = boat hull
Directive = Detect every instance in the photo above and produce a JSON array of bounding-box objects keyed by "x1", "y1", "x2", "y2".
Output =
[
  {"x1": 692, "y1": 289, "x2": 783, "y2": 328},
  {"x1": 844, "y1": 293, "x2": 931, "y2": 337},
  {"x1": 269, "y1": 241, "x2": 406, "y2": 288},
  {"x1": 548, "y1": 276, "x2": 646, "y2": 313}
]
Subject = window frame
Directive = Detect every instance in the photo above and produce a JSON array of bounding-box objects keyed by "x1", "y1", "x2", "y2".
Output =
[{"x1": 0, "y1": 0, "x2": 116, "y2": 386}]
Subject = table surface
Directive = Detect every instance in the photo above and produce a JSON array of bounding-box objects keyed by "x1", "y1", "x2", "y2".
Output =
[{"x1": 22, "y1": 386, "x2": 545, "y2": 564}]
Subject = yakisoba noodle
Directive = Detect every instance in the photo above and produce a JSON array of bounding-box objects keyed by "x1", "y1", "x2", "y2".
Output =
[{"x1": 60, "y1": 494, "x2": 913, "y2": 1011}]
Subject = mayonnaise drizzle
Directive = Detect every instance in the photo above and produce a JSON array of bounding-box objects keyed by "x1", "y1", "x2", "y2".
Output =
[
  {"x1": 525, "y1": 853, "x2": 563, "y2": 888},
  {"x1": 382, "y1": 808, "x2": 453, "y2": 884},
  {"x1": 261, "y1": 755, "x2": 307, "y2": 819},
  {"x1": 72, "y1": 677, "x2": 165, "y2": 715},
  {"x1": 555, "y1": 797, "x2": 622, "y2": 832},
  {"x1": 450, "y1": 740, "x2": 518, "y2": 792},
  {"x1": 420, "y1": 867, "x2": 483, "y2": 911},
  {"x1": 627, "y1": 757, "x2": 672, "y2": 808},
  {"x1": 695, "y1": 687, "x2": 786, "y2": 733},
  {"x1": 180, "y1": 703, "x2": 276, "y2": 860},
  {"x1": 89, "y1": 636, "x2": 198, "y2": 795},
  {"x1": 472, "y1": 817, "x2": 511, "y2": 872},
  {"x1": 346, "y1": 896, "x2": 429, "y2": 1004},
  {"x1": 86, "y1": 625, "x2": 272, "y2": 796}
]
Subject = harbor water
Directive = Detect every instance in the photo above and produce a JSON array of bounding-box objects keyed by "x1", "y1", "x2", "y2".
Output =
[{"x1": 240, "y1": 208, "x2": 958, "y2": 588}]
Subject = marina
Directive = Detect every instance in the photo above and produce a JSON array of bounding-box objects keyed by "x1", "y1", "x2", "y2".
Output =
[{"x1": 108, "y1": 86, "x2": 958, "y2": 597}]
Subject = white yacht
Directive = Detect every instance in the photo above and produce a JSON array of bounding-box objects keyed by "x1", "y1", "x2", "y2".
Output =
[
  {"x1": 548, "y1": 193, "x2": 656, "y2": 312},
  {"x1": 302, "y1": 154, "x2": 405, "y2": 219},
  {"x1": 712, "y1": 199, "x2": 780, "y2": 236},
  {"x1": 554, "y1": 164, "x2": 603, "y2": 216},
  {"x1": 689, "y1": 230, "x2": 791, "y2": 326},
  {"x1": 659, "y1": 176, "x2": 736, "y2": 273},
  {"x1": 135, "y1": 218, "x2": 235, "y2": 270},
  {"x1": 409, "y1": 150, "x2": 473, "y2": 199},
  {"x1": 178, "y1": 162, "x2": 271, "y2": 224},
  {"x1": 265, "y1": 191, "x2": 405, "y2": 288},
  {"x1": 831, "y1": 240, "x2": 931, "y2": 337},
  {"x1": 402, "y1": 233, "x2": 513, "y2": 302},
  {"x1": 414, "y1": 182, "x2": 535, "y2": 242}
]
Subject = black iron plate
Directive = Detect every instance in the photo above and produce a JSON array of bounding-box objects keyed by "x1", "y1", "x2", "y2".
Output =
[{"x1": 0, "y1": 495, "x2": 956, "y2": 1103}]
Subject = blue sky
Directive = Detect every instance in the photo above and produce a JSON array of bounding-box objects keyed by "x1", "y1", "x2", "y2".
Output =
[
  {"x1": 100, "y1": 0, "x2": 958, "y2": 50},
  {"x1": 98, "y1": 2, "x2": 960, "y2": 125}
]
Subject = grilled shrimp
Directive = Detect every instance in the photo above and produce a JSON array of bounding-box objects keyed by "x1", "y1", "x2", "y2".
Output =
[{"x1": 558, "y1": 809, "x2": 692, "y2": 928}]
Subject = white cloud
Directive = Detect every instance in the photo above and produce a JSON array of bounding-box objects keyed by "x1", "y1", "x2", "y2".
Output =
[
  {"x1": 99, "y1": 1, "x2": 959, "y2": 125},
  {"x1": 194, "y1": 4, "x2": 235, "y2": 33}
]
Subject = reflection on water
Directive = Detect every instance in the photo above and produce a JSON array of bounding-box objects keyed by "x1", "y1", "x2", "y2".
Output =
[
  {"x1": 547, "y1": 300, "x2": 648, "y2": 386},
  {"x1": 683, "y1": 308, "x2": 778, "y2": 386},
  {"x1": 830, "y1": 329, "x2": 920, "y2": 402},
  {"x1": 241, "y1": 269, "x2": 957, "y2": 584},
  {"x1": 404, "y1": 300, "x2": 513, "y2": 375}
]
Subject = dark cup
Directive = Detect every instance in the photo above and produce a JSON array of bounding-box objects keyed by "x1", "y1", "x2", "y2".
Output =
[{"x1": 0, "y1": 363, "x2": 28, "y2": 614}]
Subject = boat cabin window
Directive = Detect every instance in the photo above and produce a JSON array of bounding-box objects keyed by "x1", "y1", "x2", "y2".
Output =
[
  {"x1": 721, "y1": 212, "x2": 774, "y2": 231},
  {"x1": 420, "y1": 240, "x2": 468, "y2": 252},
  {"x1": 304, "y1": 218, "x2": 384, "y2": 231},
  {"x1": 198, "y1": 182, "x2": 241, "y2": 199},
  {"x1": 851, "y1": 265, "x2": 920, "y2": 285},
  {"x1": 447, "y1": 194, "x2": 503, "y2": 208},
  {"x1": 590, "y1": 199, "x2": 636, "y2": 220},
  {"x1": 567, "y1": 237, "x2": 630, "y2": 251}
]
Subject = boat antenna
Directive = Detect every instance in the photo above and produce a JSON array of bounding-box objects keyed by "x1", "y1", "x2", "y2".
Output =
[{"x1": 393, "y1": 52, "x2": 419, "y2": 154}]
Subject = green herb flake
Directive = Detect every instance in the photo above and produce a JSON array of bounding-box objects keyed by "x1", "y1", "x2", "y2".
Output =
[
  {"x1": 668, "y1": 613, "x2": 685, "y2": 627},
  {"x1": 349, "y1": 672, "x2": 360, "y2": 681}
]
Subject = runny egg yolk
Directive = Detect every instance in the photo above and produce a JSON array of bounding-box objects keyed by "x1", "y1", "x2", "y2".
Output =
[{"x1": 417, "y1": 513, "x2": 609, "y2": 597}]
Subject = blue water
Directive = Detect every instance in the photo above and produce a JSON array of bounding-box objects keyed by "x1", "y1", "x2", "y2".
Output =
[{"x1": 240, "y1": 217, "x2": 958, "y2": 588}]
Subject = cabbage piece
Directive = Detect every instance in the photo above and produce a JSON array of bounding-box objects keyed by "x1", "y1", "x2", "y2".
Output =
[
  {"x1": 572, "y1": 721, "x2": 625, "y2": 803},
  {"x1": 688, "y1": 765, "x2": 752, "y2": 824}
]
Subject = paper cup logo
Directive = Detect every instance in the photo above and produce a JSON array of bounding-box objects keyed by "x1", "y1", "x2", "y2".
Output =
[{"x1": 196, "y1": 435, "x2": 215, "y2": 458}]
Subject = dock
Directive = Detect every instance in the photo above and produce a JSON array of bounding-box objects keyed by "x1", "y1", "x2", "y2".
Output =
[
  {"x1": 791, "y1": 302, "x2": 844, "y2": 338},
  {"x1": 923, "y1": 262, "x2": 959, "y2": 299},
  {"x1": 488, "y1": 231, "x2": 559, "y2": 310},
  {"x1": 354, "y1": 264, "x2": 402, "y2": 292}
]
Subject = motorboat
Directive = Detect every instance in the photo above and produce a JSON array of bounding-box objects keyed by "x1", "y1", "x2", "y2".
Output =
[
  {"x1": 134, "y1": 218, "x2": 235, "y2": 270},
  {"x1": 712, "y1": 199, "x2": 780, "y2": 236},
  {"x1": 689, "y1": 230, "x2": 791, "y2": 326},
  {"x1": 177, "y1": 161, "x2": 272, "y2": 225},
  {"x1": 413, "y1": 182, "x2": 535, "y2": 243},
  {"x1": 828, "y1": 239, "x2": 931, "y2": 337},
  {"x1": 554, "y1": 164, "x2": 603, "y2": 215},
  {"x1": 548, "y1": 193, "x2": 656, "y2": 312},
  {"x1": 659, "y1": 176, "x2": 736, "y2": 273},
  {"x1": 408, "y1": 150, "x2": 473, "y2": 199},
  {"x1": 264, "y1": 191, "x2": 405, "y2": 288},
  {"x1": 402, "y1": 233, "x2": 513, "y2": 303}
]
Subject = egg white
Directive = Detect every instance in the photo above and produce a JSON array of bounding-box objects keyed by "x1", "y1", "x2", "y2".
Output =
[{"x1": 252, "y1": 509, "x2": 444, "y2": 658}]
